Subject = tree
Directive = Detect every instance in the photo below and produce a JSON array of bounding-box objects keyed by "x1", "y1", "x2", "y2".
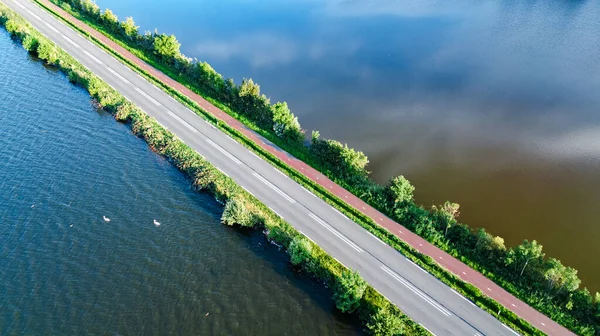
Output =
[
  {"x1": 153, "y1": 34, "x2": 181, "y2": 60},
  {"x1": 288, "y1": 236, "x2": 312, "y2": 266},
  {"x1": 121, "y1": 16, "x2": 138, "y2": 38},
  {"x1": 99, "y1": 8, "x2": 118, "y2": 30},
  {"x1": 506, "y1": 239, "x2": 544, "y2": 278},
  {"x1": 544, "y1": 258, "x2": 581, "y2": 295},
  {"x1": 384, "y1": 175, "x2": 414, "y2": 209},
  {"x1": 366, "y1": 306, "x2": 405, "y2": 336},
  {"x1": 272, "y1": 102, "x2": 303, "y2": 143},
  {"x1": 333, "y1": 270, "x2": 367, "y2": 313},
  {"x1": 432, "y1": 201, "x2": 460, "y2": 236},
  {"x1": 595, "y1": 292, "x2": 600, "y2": 319}
]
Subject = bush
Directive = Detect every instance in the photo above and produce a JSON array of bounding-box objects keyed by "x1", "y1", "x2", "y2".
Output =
[
  {"x1": 366, "y1": 306, "x2": 405, "y2": 336},
  {"x1": 288, "y1": 235, "x2": 312, "y2": 266},
  {"x1": 333, "y1": 270, "x2": 368, "y2": 313}
]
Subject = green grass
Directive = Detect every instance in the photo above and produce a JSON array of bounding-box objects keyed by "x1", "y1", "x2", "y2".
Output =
[
  {"x1": 0, "y1": 3, "x2": 429, "y2": 335},
  {"x1": 26, "y1": 1, "x2": 561, "y2": 334}
]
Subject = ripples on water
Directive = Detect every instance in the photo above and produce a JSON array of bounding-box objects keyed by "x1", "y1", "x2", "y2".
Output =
[
  {"x1": 94, "y1": 0, "x2": 600, "y2": 290},
  {"x1": 0, "y1": 31, "x2": 362, "y2": 335}
]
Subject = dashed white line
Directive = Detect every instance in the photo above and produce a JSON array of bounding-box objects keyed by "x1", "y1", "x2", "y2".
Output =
[
  {"x1": 135, "y1": 87, "x2": 161, "y2": 106},
  {"x1": 166, "y1": 110, "x2": 197, "y2": 133},
  {"x1": 502, "y1": 324, "x2": 519, "y2": 335},
  {"x1": 253, "y1": 172, "x2": 295, "y2": 203},
  {"x1": 106, "y1": 67, "x2": 130, "y2": 84},
  {"x1": 82, "y1": 49, "x2": 102, "y2": 64},
  {"x1": 26, "y1": 9, "x2": 42, "y2": 21},
  {"x1": 382, "y1": 265, "x2": 451, "y2": 316},
  {"x1": 61, "y1": 34, "x2": 78, "y2": 48},
  {"x1": 13, "y1": 0, "x2": 26, "y2": 9},
  {"x1": 44, "y1": 22, "x2": 58, "y2": 33},
  {"x1": 308, "y1": 213, "x2": 363, "y2": 252},
  {"x1": 206, "y1": 138, "x2": 242, "y2": 165}
]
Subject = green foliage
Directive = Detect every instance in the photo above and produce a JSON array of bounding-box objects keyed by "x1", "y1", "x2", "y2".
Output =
[
  {"x1": 506, "y1": 240, "x2": 544, "y2": 277},
  {"x1": 153, "y1": 33, "x2": 180, "y2": 60},
  {"x1": 272, "y1": 102, "x2": 303, "y2": 144},
  {"x1": 366, "y1": 306, "x2": 405, "y2": 336},
  {"x1": 0, "y1": 6, "x2": 431, "y2": 336},
  {"x1": 288, "y1": 236, "x2": 313, "y2": 266},
  {"x1": 333, "y1": 270, "x2": 368, "y2": 313},
  {"x1": 384, "y1": 176, "x2": 415, "y2": 210},
  {"x1": 310, "y1": 133, "x2": 369, "y2": 181},
  {"x1": 21, "y1": 34, "x2": 38, "y2": 51},
  {"x1": 120, "y1": 16, "x2": 138, "y2": 38},
  {"x1": 35, "y1": 40, "x2": 59, "y2": 65},
  {"x1": 34, "y1": 0, "x2": 600, "y2": 333},
  {"x1": 99, "y1": 8, "x2": 118, "y2": 30}
]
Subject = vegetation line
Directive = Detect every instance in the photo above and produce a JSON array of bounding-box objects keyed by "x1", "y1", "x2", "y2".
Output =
[
  {"x1": 34, "y1": 0, "x2": 600, "y2": 334},
  {"x1": 0, "y1": 3, "x2": 428, "y2": 335}
]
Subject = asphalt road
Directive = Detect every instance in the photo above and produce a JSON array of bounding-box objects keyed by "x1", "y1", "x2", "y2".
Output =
[{"x1": 4, "y1": 0, "x2": 525, "y2": 334}]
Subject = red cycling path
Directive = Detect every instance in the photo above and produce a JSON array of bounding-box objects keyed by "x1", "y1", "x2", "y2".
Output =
[{"x1": 36, "y1": 0, "x2": 573, "y2": 334}]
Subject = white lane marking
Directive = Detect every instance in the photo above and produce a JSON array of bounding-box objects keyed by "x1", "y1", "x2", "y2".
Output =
[
  {"x1": 13, "y1": 1, "x2": 26, "y2": 9},
  {"x1": 61, "y1": 35, "x2": 79, "y2": 48},
  {"x1": 250, "y1": 152, "x2": 260, "y2": 159},
  {"x1": 540, "y1": 322, "x2": 545, "y2": 326},
  {"x1": 268, "y1": 207, "x2": 284, "y2": 219},
  {"x1": 241, "y1": 186, "x2": 255, "y2": 197},
  {"x1": 367, "y1": 232, "x2": 386, "y2": 245},
  {"x1": 166, "y1": 110, "x2": 197, "y2": 133},
  {"x1": 253, "y1": 172, "x2": 296, "y2": 203},
  {"x1": 301, "y1": 186, "x2": 316, "y2": 197},
  {"x1": 209, "y1": 124, "x2": 217, "y2": 130},
  {"x1": 381, "y1": 265, "x2": 452, "y2": 316},
  {"x1": 135, "y1": 87, "x2": 161, "y2": 106},
  {"x1": 405, "y1": 258, "x2": 428, "y2": 274},
  {"x1": 274, "y1": 168, "x2": 286, "y2": 177},
  {"x1": 332, "y1": 208, "x2": 349, "y2": 220},
  {"x1": 44, "y1": 22, "x2": 58, "y2": 33},
  {"x1": 308, "y1": 213, "x2": 363, "y2": 252},
  {"x1": 297, "y1": 231, "x2": 317, "y2": 245},
  {"x1": 215, "y1": 167, "x2": 229, "y2": 178},
  {"x1": 206, "y1": 138, "x2": 242, "y2": 165},
  {"x1": 106, "y1": 67, "x2": 130, "y2": 84},
  {"x1": 419, "y1": 323, "x2": 437, "y2": 336},
  {"x1": 502, "y1": 324, "x2": 520, "y2": 335},
  {"x1": 82, "y1": 49, "x2": 102, "y2": 64},
  {"x1": 25, "y1": 9, "x2": 42, "y2": 21}
]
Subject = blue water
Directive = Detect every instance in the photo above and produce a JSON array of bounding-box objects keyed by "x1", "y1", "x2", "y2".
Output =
[
  {"x1": 93, "y1": 0, "x2": 600, "y2": 290},
  {"x1": 0, "y1": 30, "x2": 362, "y2": 335}
]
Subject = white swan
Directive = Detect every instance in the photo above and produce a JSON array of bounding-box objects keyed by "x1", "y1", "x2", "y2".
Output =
[
  {"x1": 153, "y1": 219, "x2": 160, "y2": 226},
  {"x1": 103, "y1": 216, "x2": 111, "y2": 222}
]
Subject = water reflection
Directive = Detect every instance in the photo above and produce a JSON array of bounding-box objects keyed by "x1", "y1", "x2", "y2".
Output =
[{"x1": 96, "y1": 0, "x2": 600, "y2": 289}]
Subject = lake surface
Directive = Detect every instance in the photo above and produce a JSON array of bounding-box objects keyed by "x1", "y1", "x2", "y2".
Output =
[
  {"x1": 94, "y1": 0, "x2": 600, "y2": 291},
  {"x1": 0, "y1": 31, "x2": 362, "y2": 335}
]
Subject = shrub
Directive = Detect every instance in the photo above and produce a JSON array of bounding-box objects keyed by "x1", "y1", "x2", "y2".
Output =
[
  {"x1": 366, "y1": 306, "x2": 405, "y2": 336},
  {"x1": 288, "y1": 236, "x2": 312, "y2": 266},
  {"x1": 333, "y1": 270, "x2": 368, "y2": 313}
]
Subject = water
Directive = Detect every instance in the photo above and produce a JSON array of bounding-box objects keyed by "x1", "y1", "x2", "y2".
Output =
[
  {"x1": 0, "y1": 31, "x2": 363, "y2": 335},
  {"x1": 92, "y1": 0, "x2": 600, "y2": 290}
]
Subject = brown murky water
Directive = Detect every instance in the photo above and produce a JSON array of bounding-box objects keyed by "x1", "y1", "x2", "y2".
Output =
[{"x1": 96, "y1": 0, "x2": 600, "y2": 290}]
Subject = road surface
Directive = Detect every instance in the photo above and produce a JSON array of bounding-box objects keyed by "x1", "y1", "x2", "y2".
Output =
[{"x1": 3, "y1": 0, "x2": 564, "y2": 334}]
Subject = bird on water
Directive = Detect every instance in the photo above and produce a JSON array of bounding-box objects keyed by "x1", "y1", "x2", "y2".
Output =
[
  {"x1": 153, "y1": 219, "x2": 160, "y2": 226},
  {"x1": 103, "y1": 216, "x2": 111, "y2": 222}
]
